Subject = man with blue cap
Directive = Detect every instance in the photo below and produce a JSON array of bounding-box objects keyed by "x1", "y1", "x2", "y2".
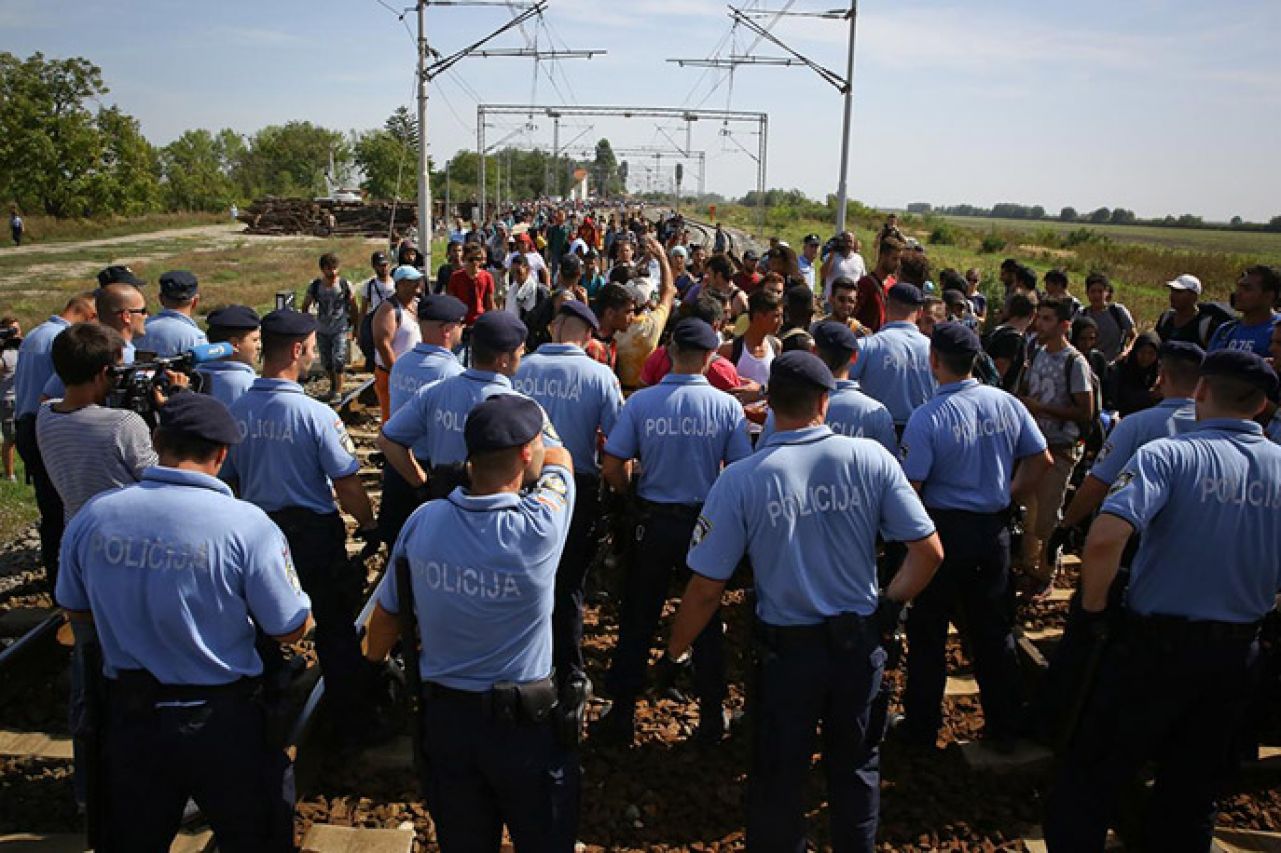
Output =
[
  {"x1": 371, "y1": 265, "x2": 424, "y2": 425},
  {"x1": 223, "y1": 308, "x2": 379, "y2": 747},
  {"x1": 1044, "y1": 349, "x2": 1281, "y2": 850},
  {"x1": 667, "y1": 350, "x2": 943, "y2": 851},
  {"x1": 514, "y1": 300, "x2": 623, "y2": 693},
  {"x1": 364, "y1": 394, "x2": 579, "y2": 851},
  {"x1": 134, "y1": 270, "x2": 208, "y2": 358},
  {"x1": 849, "y1": 282, "x2": 937, "y2": 434},
  {"x1": 597, "y1": 318, "x2": 752, "y2": 746},
  {"x1": 196, "y1": 305, "x2": 261, "y2": 408},
  {"x1": 377, "y1": 293, "x2": 467, "y2": 547},
  {"x1": 379, "y1": 310, "x2": 533, "y2": 502},
  {"x1": 895, "y1": 323, "x2": 1051, "y2": 750},
  {"x1": 762, "y1": 319, "x2": 896, "y2": 451},
  {"x1": 57, "y1": 391, "x2": 311, "y2": 851}
]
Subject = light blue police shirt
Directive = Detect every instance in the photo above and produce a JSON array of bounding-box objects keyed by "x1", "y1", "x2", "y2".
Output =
[
  {"x1": 687, "y1": 426, "x2": 935, "y2": 625},
  {"x1": 514, "y1": 343, "x2": 623, "y2": 476},
  {"x1": 14, "y1": 315, "x2": 69, "y2": 418},
  {"x1": 134, "y1": 310, "x2": 208, "y2": 358},
  {"x1": 55, "y1": 466, "x2": 311, "y2": 685},
  {"x1": 1087, "y1": 397, "x2": 1196, "y2": 486},
  {"x1": 603, "y1": 373, "x2": 752, "y2": 505},
  {"x1": 42, "y1": 339, "x2": 136, "y2": 401},
  {"x1": 759, "y1": 378, "x2": 896, "y2": 453},
  {"x1": 382, "y1": 369, "x2": 514, "y2": 465},
  {"x1": 1102, "y1": 419, "x2": 1281, "y2": 623},
  {"x1": 223, "y1": 378, "x2": 361, "y2": 514},
  {"x1": 195, "y1": 361, "x2": 257, "y2": 409},
  {"x1": 849, "y1": 321, "x2": 936, "y2": 425},
  {"x1": 376, "y1": 464, "x2": 576, "y2": 690},
  {"x1": 387, "y1": 343, "x2": 463, "y2": 416},
  {"x1": 901, "y1": 379, "x2": 1047, "y2": 513}
]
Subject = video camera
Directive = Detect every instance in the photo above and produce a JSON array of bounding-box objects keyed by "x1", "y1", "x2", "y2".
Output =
[
  {"x1": 0, "y1": 326, "x2": 21, "y2": 351},
  {"x1": 108, "y1": 342, "x2": 234, "y2": 417}
]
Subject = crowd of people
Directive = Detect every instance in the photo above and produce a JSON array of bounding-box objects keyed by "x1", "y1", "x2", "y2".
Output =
[{"x1": 5, "y1": 200, "x2": 1281, "y2": 852}]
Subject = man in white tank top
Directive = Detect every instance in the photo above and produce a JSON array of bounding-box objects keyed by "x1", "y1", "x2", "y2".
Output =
[{"x1": 372, "y1": 265, "x2": 424, "y2": 423}]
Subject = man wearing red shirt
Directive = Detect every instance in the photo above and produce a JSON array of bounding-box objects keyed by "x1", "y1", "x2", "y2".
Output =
[
  {"x1": 853, "y1": 234, "x2": 904, "y2": 332},
  {"x1": 639, "y1": 293, "x2": 743, "y2": 393},
  {"x1": 447, "y1": 243, "x2": 495, "y2": 326}
]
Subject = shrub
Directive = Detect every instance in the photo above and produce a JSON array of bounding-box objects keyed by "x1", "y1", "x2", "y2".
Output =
[
  {"x1": 980, "y1": 231, "x2": 1006, "y2": 253},
  {"x1": 929, "y1": 222, "x2": 957, "y2": 245}
]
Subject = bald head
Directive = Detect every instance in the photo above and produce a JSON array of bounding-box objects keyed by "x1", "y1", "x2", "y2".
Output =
[{"x1": 95, "y1": 284, "x2": 147, "y2": 340}]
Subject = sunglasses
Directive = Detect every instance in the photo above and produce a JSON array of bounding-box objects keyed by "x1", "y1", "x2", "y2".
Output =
[{"x1": 120, "y1": 307, "x2": 148, "y2": 316}]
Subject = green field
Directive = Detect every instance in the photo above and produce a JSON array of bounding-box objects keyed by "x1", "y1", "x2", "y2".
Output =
[{"x1": 938, "y1": 215, "x2": 1281, "y2": 258}]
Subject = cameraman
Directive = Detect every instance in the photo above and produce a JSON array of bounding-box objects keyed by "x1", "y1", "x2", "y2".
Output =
[{"x1": 0, "y1": 317, "x2": 22, "y2": 481}]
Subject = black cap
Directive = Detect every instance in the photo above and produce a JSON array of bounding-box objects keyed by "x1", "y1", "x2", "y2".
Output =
[
  {"x1": 803, "y1": 233, "x2": 821, "y2": 245},
  {"x1": 1200, "y1": 350, "x2": 1279, "y2": 396},
  {"x1": 464, "y1": 394, "x2": 543, "y2": 455},
  {"x1": 158, "y1": 270, "x2": 199, "y2": 300},
  {"x1": 811, "y1": 320, "x2": 859, "y2": 355},
  {"x1": 614, "y1": 231, "x2": 636, "y2": 244},
  {"x1": 743, "y1": 249, "x2": 759, "y2": 262},
  {"x1": 371, "y1": 251, "x2": 389, "y2": 266},
  {"x1": 471, "y1": 310, "x2": 527, "y2": 352},
  {"x1": 98, "y1": 265, "x2": 144, "y2": 288},
  {"x1": 888, "y1": 283, "x2": 926, "y2": 307},
  {"x1": 558, "y1": 300, "x2": 599, "y2": 331},
  {"x1": 260, "y1": 308, "x2": 317, "y2": 337},
  {"x1": 206, "y1": 305, "x2": 260, "y2": 331},
  {"x1": 670, "y1": 318, "x2": 720, "y2": 352},
  {"x1": 769, "y1": 350, "x2": 835, "y2": 391},
  {"x1": 157, "y1": 393, "x2": 242, "y2": 446},
  {"x1": 1159, "y1": 341, "x2": 1205, "y2": 365},
  {"x1": 931, "y1": 322, "x2": 981, "y2": 356},
  {"x1": 417, "y1": 293, "x2": 467, "y2": 323},
  {"x1": 942, "y1": 288, "x2": 967, "y2": 305}
]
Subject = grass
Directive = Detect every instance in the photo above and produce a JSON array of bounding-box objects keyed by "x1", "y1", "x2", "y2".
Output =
[
  {"x1": 0, "y1": 457, "x2": 38, "y2": 544},
  {"x1": 7, "y1": 212, "x2": 227, "y2": 246},
  {"x1": 937, "y1": 215, "x2": 1281, "y2": 258}
]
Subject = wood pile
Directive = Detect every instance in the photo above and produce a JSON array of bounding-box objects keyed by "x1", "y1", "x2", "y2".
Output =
[{"x1": 237, "y1": 197, "x2": 418, "y2": 237}]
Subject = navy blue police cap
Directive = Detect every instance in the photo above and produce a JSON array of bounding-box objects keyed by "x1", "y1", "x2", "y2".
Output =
[
  {"x1": 159, "y1": 270, "x2": 199, "y2": 299},
  {"x1": 558, "y1": 299, "x2": 599, "y2": 332},
  {"x1": 418, "y1": 293, "x2": 467, "y2": 323},
  {"x1": 769, "y1": 350, "x2": 836, "y2": 392},
  {"x1": 1200, "y1": 349, "x2": 1279, "y2": 396},
  {"x1": 471, "y1": 310, "x2": 527, "y2": 352},
  {"x1": 158, "y1": 392, "x2": 242, "y2": 446},
  {"x1": 671, "y1": 318, "x2": 720, "y2": 352},
  {"x1": 464, "y1": 394, "x2": 544, "y2": 455},
  {"x1": 260, "y1": 308, "x2": 317, "y2": 337},
  {"x1": 887, "y1": 283, "x2": 926, "y2": 307},
  {"x1": 931, "y1": 322, "x2": 982, "y2": 356},
  {"x1": 811, "y1": 320, "x2": 859, "y2": 355},
  {"x1": 1159, "y1": 340, "x2": 1205, "y2": 365},
  {"x1": 98, "y1": 265, "x2": 145, "y2": 288},
  {"x1": 206, "y1": 305, "x2": 260, "y2": 331}
]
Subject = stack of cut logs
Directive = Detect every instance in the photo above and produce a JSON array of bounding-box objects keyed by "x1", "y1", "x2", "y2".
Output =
[{"x1": 237, "y1": 197, "x2": 418, "y2": 237}]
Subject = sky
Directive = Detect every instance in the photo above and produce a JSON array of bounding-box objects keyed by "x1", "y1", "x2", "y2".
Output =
[{"x1": 3, "y1": 0, "x2": 1279, "y2": 222}]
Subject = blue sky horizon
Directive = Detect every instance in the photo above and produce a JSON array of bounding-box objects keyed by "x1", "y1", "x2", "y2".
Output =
[{"x1": 3, "y1": 0, "x2": 1279, "y2": 222}]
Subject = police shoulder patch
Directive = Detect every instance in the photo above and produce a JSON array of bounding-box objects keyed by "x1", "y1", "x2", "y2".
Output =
[
  {"x1": 691, "y1": 515, "x2": 712, "y2": 547},
  {"x1": 1096, "y1": 442, "x2": 1113, "y2": 462},
  {"x1": 1107, "y1": 471, "x2": 1135, "y2": 496}
]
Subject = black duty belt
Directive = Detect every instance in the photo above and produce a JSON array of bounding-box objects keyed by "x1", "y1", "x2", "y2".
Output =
[
  {"x1": 754, "y1": 613, "x2": 876, "y2": 653},
  {"x1": 109, "y1": 669, "x2": 261, "y2": 703},
  {"x1": 1125, "y1": 612, "x2": 1262, "y2": 644},
  {"x1": 636, "y1": 498, "x2": 702, "y2": 520},
  {"x1": 422, "y1": 675, "x2": 558, "y2": 724}
]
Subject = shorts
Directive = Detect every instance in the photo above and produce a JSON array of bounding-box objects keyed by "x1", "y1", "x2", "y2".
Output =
[
  {"x1": 317, "y1": 331, "x2": 349, "y2": 373},
  {"x1": 1, "y1": 400, "x2": 14, "y2": 443}
]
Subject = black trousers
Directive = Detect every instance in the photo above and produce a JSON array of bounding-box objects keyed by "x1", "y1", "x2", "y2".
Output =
[
  {"x1": 378, "y1": 462, "x2": 425, "y2": 547},
  {"x1": 747, "y1": 618, "x2": 885, "y2": 853},
  {"x1": 1044, "y1": 619, "x2": 1260, "y2": 851},
  {"x1": 903, "y1": 508, "x2": 1021, "y2": 741},
  {"x1": 422, "y1": 690, "x2": 579, "y2": 852},
  {"x1": 268, "y1": 508, "x2": 364, "y2": 729},
  {"x1": 101, "y1": 681, "x2": 293, "y2": 852},
  {"x1": 16, "y1": 413, "x2": 63, "y2": 583},
  {"x1": 605, "y1": 504, "x2": 725, "y2": 704},
  {"x1": 551, "y1": 473, "x2": 600, "y2": 686}
]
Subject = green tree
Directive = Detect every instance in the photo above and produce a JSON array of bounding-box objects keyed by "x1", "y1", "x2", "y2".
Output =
[
  {"x1": 1088, "y1": 207, "x2": 1111, "y2": 223},
  {"x1": 1059, "y1": 207, "x2": 1078, "y2": 221},
  {"x1": 86, "y1": 106, "x2": 161, "y2": 216},
  {"x1": 1268, "y1": 215, "x2": 1281, "y2": 233},
  {"x1": 592, "y1": 139, "x2": 622, "y2": 197},
  {"x1": 234, "y1": 121, "x2": 349, "y2": 198},
  {"x1": 160, "y1": 129, "x2": 239, "y2": 211},
  {"x1": 353, "y1": 129, "x2": 417, "y2": 200}
]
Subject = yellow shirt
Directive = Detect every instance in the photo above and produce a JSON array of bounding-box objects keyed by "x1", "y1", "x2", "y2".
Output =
[{"x1": 615, "y1": 302, "x2": 671, "y2": 390}]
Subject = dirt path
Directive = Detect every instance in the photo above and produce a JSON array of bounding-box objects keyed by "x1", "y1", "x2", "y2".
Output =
[{"x1": 1, "y1": 223, "x2": 257, "y2": 257}]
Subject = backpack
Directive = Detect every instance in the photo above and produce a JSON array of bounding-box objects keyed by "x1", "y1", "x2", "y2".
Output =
[
  {"x1": 358, "y1": 279, "x2": 392, "y2": 362},
  {"x1": 982, "y1": 324, "x2": 1028, "y2": 393},
  {"x1": 972, "y1": 350, "x2": 1003, "y2": 387}
]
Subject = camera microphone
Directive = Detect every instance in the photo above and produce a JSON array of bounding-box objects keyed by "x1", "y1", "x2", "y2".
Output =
[{"x1": 187, "y1": 342, "x2": 235, "y2": 364}]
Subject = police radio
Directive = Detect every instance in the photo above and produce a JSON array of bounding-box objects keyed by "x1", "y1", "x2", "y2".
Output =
[{"x1": 108, "y1": 342, "x2": 234, "y2": 416}]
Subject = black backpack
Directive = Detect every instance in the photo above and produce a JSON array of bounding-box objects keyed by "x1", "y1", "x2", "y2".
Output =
[{"x1": 983, "y1": 324, "x2": 1028, "y2": 392}]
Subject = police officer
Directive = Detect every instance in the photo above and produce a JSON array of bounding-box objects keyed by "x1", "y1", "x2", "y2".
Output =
[
  {"x1": 376, "y1": 293, "x2": 467, "y2": 546},
  {"x1": 667, "y1": 351, "x2": 943, "y2": 851},
  {"x1": 895, "y1": 323, "x2": 1052, "y2": 749},
  {"x1": 597, "y1": 318, "x2": 752, "y2": 745},
  {"x1": 514, "y1": 300, "x2": 624, "y2": 689},
  {"x1": 195, "y1": 305, "x2": 261, "y2": 408},
  {"x1": 849, "y1": 283, "x2": 937, "y2": 434},
  {"x1": 1044, "y1": 350, "x2": 1281, "y2": 851},
  {"x1": 222, "y1": 308, "x2": 378, "y2": 743},
  {"x1": 1057, "y1": 341, "x2": 1203, "y2": 531},
  {"x1": 364, "y1": 394, "x2": 579, "y2": 851},
  {"x1": 378, "y1": 310, "x2": 530, "y2": 502},
  {"x1": 762, "y1": 320, "x2": 896, "y2": 451},
  {"x1": 55, "y1": 392, "x2": 311, "y2": 852},
  {"x1": 134, "y1": 270, "x2": 208, "y2": 357}
]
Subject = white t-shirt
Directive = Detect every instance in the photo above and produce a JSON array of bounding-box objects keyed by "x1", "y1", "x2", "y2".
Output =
[
  {"x1": 823, "y1": 250, "x2": 867, "y2": 291},
  {"x1": 505, "y1": 251, "x2": 547, "y2": 282},
  {"x1": 505, "y1": 273, "x2": 541, "y2": 315}
]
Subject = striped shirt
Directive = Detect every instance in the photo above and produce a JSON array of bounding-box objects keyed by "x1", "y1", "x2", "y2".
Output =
[{"x1": 36, "y1": 403, "x2": 157, "y2": 521}]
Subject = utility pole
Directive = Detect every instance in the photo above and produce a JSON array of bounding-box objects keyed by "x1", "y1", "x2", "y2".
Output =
[
  {"x1": 834, "y1": 0, "x2": 858, "y2": 233},
  {"x1": 444, "y1": 159, "x2": 451, "y2": 222},
  {"x1": 416, "y1": 0, "x2": 432, "y2": 267}
]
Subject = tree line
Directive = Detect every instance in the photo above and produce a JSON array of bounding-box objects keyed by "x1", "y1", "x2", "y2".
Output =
[
  {"x1": 907, "y1": 201, "x2": 1281, "y2": 233},
  {"x1": 0, "y1": 52, "x2": 626, "y2": 219}
]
